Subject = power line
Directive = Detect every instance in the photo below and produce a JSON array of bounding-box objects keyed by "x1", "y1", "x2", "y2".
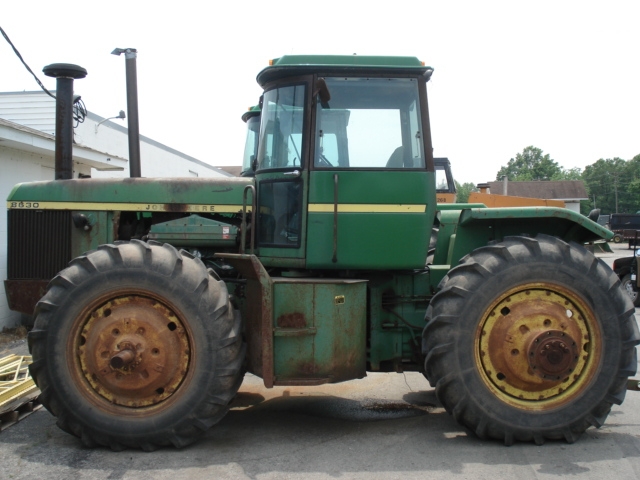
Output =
[
  {"x1": 0, "y1": 24, "x2": 55, "y2": 99},
  {"x1": 1, "y1": 24, "x2": 86, "y2": 125}
]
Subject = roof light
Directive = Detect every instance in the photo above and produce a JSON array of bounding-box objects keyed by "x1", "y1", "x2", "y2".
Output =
[{"x1": 269, "y1": 59, "x2": 274, "y2": 66}]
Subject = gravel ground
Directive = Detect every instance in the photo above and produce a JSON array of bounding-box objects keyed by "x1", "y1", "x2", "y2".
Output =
[{"x1": 0, "y1": 327, "x2": 28, "y2": 357}]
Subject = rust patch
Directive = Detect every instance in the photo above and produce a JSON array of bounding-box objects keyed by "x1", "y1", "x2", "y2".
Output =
[
  {"x1": 277, "y1": 312, "x2": 306, "y2": 328},
  {"x1": 527, "y1": 330, "x2": 579, "y2": 381},
  {"x1": 75, "y1": 294, "x2": 191, "y2": 408},
  {"x1": 295, "y1": 361, "x2": 317, "y2": 376},
  {"x1": 4, "y1": 280, "x2": 49, "y2": 315},
  {"x1": 163, "y1": 203, "x2": 189, "y2": 213}
]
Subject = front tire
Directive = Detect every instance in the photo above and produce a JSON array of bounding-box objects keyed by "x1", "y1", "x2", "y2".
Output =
[
  {"x1": 28, "y1": 241, "x2": 245, "y2": 450},
  {"x1": 423, "y1": 235, "x2": 639, "y2": 445}
]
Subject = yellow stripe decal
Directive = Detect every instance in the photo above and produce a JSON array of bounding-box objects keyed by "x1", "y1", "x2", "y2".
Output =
[
  {"x1": 308, "y1": 204, "x2": 426, "y2": 213},
  {"x1": 7, "y1": 201, "x2": 423, "y2": 214},
  {"x1": 7, "y1": 201, "x2": 249, "y2": 213}
]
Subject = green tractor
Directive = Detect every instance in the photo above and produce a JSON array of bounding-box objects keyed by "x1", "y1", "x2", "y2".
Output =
[{"x1": 5, "y1": 55, "x2": 638, "y2": 450}]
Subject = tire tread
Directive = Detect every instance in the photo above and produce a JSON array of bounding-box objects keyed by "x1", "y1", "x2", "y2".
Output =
[
  {"x1": 28, "y1": 241, "x2": 245, "y2": 450},
  {"x1": 422, "y1": 235, "x2": 637, "y2": 445}
]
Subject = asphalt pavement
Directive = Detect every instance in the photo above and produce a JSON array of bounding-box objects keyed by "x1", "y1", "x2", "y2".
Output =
[{"x1": 1, "y1": 242, "x2": 639, "y2": 480}]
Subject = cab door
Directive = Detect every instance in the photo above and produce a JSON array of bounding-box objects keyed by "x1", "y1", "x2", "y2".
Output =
[
  {"x1": 306, "y1": 76, "x2": 436, "y2": 270},
  {"x1": 254, "y1": 79, "x2": 311, "y2": 267}
]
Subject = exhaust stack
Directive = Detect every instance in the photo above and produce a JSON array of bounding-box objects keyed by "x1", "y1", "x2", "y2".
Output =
[
  {"x1": 42, "y1": 63, "x2": 87, "y2": 180},
  {"x1": 112, "y1": 48, "x2": 141, "y2": 178}
]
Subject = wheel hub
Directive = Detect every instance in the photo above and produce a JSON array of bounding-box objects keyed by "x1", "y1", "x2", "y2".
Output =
[
  {"x1": 109, "y1": 343, "x2": 137, "y2": 370},
  {"x1": 74, "y1": 294, "x2": 191, "y2": 408},
  {"x1": 527, "y1": 330, "x2": 579, "y2": 380}
]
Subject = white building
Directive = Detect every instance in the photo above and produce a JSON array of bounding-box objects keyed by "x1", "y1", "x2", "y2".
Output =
[{"x1": 0, "y1": 91, "x2": 230, "y2": 328}]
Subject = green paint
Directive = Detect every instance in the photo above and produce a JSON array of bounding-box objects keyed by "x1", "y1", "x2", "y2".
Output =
[
  {"x1": 8, "y1": 177, "x2": 252, "y2": 206},
  {"x1": 272, "y1": 279, "x2": 367, "y2": 383},
  {"x1": 71, "y1": 211, "x2": 109, "y2": 255},
  {"x1": 148, "y1": 214, "x2": 238, "y2": 247},
  {"x1": 269, "y1": 55, "x2": 427, "y2": 68}
]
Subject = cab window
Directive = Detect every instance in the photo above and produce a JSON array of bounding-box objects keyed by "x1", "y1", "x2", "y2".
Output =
[
  {"x1": 315, "y1": 78, "x2": 424, "y2": 169},
  {"x1": 257, "y1": 85, "x2": 305, "y2": 170}
]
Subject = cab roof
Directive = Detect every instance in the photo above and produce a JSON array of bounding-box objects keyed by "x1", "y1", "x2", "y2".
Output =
[{"x1": 257, "y1": 55, "x2": 433, "y2": 86}]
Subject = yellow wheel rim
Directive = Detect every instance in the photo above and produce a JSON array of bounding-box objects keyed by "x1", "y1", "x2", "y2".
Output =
[
  {"x1": 475, "y1": 283, "x2": 601, "y2": 410},
  {"x1": 70, "y1": 293, "x2": 191, "y2": 409}
]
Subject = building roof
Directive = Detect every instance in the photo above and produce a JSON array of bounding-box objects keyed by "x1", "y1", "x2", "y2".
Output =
[
  {"x1": 0, "y1": 117, "x2": 127, "y2": 171},
  {"x1": 0, "y1": 91, "x2": 232, "y2": 177},
  {"x1": 218, "y1": 166, "x2": 242, "y2": 176},
  {"x1": 487, "y1": 180, "x2": 588, "y2": 201}
]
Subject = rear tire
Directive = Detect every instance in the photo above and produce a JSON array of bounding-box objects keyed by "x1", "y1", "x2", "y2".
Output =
[
  {"x1": 423, "y1": 235, "x2": 639, "y2": 445},
  {"x1": 613, "y1": 234, "x2": 623, "y2": 243},
  {"x1": 28, "y1": 240, "x2": 245, "y2": 450}
]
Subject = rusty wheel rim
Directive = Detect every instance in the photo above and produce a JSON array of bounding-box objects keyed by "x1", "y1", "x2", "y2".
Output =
[
  {"x1": 475, "y1": 283, "x2": 601, "y2": 410},
  {"x1": 70, "y1": 293, "x2": 191, "y2": 409}
]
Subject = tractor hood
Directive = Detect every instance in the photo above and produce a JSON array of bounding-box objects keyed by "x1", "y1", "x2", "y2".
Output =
[{"x1": 6, "y1": 177, "x2": 254, "y2": 214}]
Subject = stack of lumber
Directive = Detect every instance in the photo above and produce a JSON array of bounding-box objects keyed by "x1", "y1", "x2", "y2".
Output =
[{"x1": 0, "y1": 355, "x2": 41, "y2": 431}]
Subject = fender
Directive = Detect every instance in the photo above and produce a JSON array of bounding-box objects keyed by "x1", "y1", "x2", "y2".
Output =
[{"x1": 434, "y1": 206, "x2": 612, "y2": 267}]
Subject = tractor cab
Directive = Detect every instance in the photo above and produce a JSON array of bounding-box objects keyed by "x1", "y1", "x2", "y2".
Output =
[{"x1": 252, "y1": 55, "x2": 438, "y2": 270}]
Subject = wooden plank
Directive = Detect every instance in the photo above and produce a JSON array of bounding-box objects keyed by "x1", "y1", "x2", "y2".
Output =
[
  {"x1": 0, "y1": 355, "x2": 41, "y2": 425},
  {"x1": 0, "y1": 400, "x2": 43, "y2": 432}
]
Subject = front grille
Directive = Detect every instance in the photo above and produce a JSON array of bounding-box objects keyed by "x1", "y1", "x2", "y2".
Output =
[{"x1": 8, "y1": 210, "x2": 72, "y2": 279}]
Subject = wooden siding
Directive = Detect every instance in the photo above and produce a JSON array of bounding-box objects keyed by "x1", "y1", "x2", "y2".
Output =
[{"x1": 0, "y1": 92, "x2": 56, "y2": 135}]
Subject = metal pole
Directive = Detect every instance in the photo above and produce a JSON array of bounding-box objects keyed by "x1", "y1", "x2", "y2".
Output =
[
  {"x1": 614, "y1": 173, "x2": 619, "y2": 214},
  {"x1": 112, "y1": 48, "x2": 141, "y2": 178},
  {"x1": 42, "y1": 63, "x2": 87, "y2": 180}
]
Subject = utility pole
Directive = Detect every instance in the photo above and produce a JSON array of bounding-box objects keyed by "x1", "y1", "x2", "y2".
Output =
[
  {"x1": 613, "y1": 171, "x2": 619, "y2": 213},
  {"x1": 606, "y1": 170, "x2": 620, "y2": 213}
]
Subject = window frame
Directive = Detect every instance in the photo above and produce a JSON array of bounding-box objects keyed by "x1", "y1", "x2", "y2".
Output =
[{"x1": 311, "y1": 75, "x2": 429, "y2": 171}]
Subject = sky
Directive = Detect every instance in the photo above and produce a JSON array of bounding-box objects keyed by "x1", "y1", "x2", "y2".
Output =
[{"x1": 1, "y1": 0, "x2": 638, "y2": 185}]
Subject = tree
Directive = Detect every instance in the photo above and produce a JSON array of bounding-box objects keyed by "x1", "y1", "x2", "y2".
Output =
[
  {"x1": 553, "y1": 167, "x2": 583, "y2": 181},
  {"x1": 582, "y1": 158, "x2": 627, "y2": 214},
  {"x1": 455, "y1": 181, "x2": 478, "y2": 203},
  {"x1": 497, "y1": 146, "x2": 562, "y2": 181},
  {"x1": 624, "y1": 155, "x2": 640, "y2": 209}
]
